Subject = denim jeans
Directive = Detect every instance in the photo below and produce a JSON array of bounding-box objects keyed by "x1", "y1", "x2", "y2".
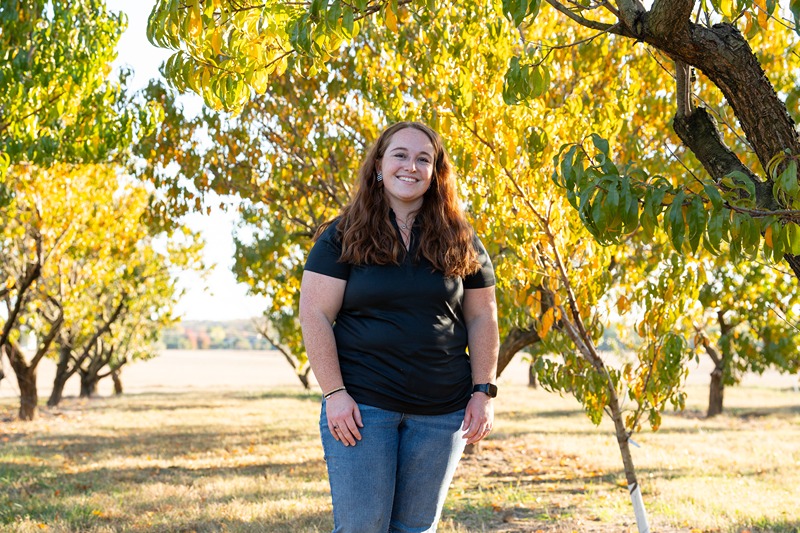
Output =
[{"x1": 320, "y1": 401, "x2": 467, "y2": 533}]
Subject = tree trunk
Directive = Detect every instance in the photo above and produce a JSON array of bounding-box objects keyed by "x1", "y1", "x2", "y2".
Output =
[
  {"x1": 606, "y1": 385, "x2": 650, "y2": 533},
  {"x1": 18, "y1": 369, "x2": 38, "y2": 421},
  {"x1": 5, "y1": 343, "x2": 38, "y2": 421},
  {"x1": 298, "y1": 366, "x2": 311, "y2": 389},
  {"x1": 47, "y1": 345, "x2": 73, "y2": 407},
  {"x1": 112, "y1": 369, "x2": 123, "y2": 395},
  {"x1": 707, "y1": 366, "x2": 725, "y2": 417},
  {"x1": 497, "y1": 327, "x2": 541, "y2": 376},
  {"x1": 79, "y1": 374, "x2": 99, "y2": 398},
  {"x1": 528, "y1": 360, "x2": 538, "y2": 388}
]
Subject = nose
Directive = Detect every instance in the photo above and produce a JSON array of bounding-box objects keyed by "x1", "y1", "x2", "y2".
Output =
[{"x1": 406, "y1": 159, "x2": 417, "y2": 172}]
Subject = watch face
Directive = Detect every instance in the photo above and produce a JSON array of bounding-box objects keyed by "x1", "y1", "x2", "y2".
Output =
[{"x1": 474, "y1": 383, "x2": 498, "y2": 397}]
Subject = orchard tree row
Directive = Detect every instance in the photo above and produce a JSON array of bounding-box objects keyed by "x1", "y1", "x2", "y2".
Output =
[
  {"x1": 146, "y1": 0, "x2": 800, "y2": 528},
  {"x1": 0, "y1": 1, "x2": 202, "y2": 420}
]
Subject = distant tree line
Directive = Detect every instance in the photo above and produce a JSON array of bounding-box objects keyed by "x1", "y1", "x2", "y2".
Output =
[{"x1": 161, "y1": 320, "x2": 274, "y2": 351}]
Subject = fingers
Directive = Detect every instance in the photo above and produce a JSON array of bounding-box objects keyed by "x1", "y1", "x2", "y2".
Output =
[
  {"x1": 461, "y1": 409, "x2": 472, "y2": 432},
  {"x1": 327, "y1": 394, "x2": 363, "y2": 447},
  {"x1": 464, "y1": 420, "x2": 492, "y2": 445},
  {"x1": 462, "y1": 394, "x2": 494, "y2": 445}
]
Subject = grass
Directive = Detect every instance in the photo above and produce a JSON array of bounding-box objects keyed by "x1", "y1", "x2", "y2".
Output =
[{"x1": 0, "y1": 383, "x2": 798, "y2": 532}]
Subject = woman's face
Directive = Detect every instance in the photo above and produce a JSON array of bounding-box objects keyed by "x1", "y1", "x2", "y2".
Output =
[{"x1": 376, "y1": 127, "x2": 435, "y2": 211}]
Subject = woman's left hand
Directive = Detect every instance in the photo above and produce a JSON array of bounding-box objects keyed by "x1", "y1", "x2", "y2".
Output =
[{"x1": 461, "y1": 393, "x2": 494, "y2": 445}]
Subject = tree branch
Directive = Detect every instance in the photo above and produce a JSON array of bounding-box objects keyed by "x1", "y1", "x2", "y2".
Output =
[
  {"x1": 672, "y1": 107, "x2": 778, "y2": 212},
  {"x1": 616, "y1": 0, "x2": 646, "y2": 36},
  {"x1": 497, "y1": 326, "x2": 541, "y2": 376},
  {"x1": 675, "y1": 59, "x2": 693, "y2": 118},
  {"x1": 647, "y1": 0, "x2": 693, "y2": 36},
  {"x1": 545, "y1": 0, "x2": 625, "y2": 35}
]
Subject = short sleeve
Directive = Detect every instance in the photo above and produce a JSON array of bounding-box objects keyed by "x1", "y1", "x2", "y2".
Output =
[
  {"x1": 304, "y1": 220, "x2": 351, "y2": 280},
  {"x1": 463, "y1": 235, "x2": 495, "y2": 289}
]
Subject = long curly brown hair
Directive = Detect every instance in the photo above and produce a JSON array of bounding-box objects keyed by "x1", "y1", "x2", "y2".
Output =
[{"x1": 315, "y1": 122, "x2": 480, "y2": 278}]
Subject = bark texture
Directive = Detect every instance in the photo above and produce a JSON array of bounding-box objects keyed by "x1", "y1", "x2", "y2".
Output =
[
  {"x1": 708, "y1": 366, "x2": 725, "y2": 417},
  {"x1": 47, "y1": 345, "x2": 73, "y2": 407},
  {"x1": 5, "y1": 343, "x2": 38, "y2": 420},
  {"x1": 112, "y1": 369, "x2": 123, "y2": 395}
]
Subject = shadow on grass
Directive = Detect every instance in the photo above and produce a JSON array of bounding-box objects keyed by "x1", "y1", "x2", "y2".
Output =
[
  {"x1": 490, "y1": 428, "x2": 606, "y2": 440},
  {"x1": 445, "y1": 500, "x2": 580, "y2": 532},
  {"x1": 669, "y1": 404, "x2": 800, "y2": 421},
  {"x1": 9, "y1": 425, "x2": 317, "y2": 460},
  {"x1": 730, "y1": 519, "x2": 800, "y2": 533},
  {"x1": 0, "y1": 449, "x2": 331, "y2": 530},
  {"x1": 501, "y1": 408, "x2": 586, "y2": 422},
  {"x1": 59, "y1": 388, "x2": 322, "y2": 412},
  {"x1": 255, "y1": 389, "x2": 322, "y2": 402}
]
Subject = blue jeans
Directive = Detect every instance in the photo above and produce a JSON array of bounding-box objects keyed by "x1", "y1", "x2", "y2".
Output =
[{"x1": 320, "y1": 402, "x2": 467, "y2": 533}]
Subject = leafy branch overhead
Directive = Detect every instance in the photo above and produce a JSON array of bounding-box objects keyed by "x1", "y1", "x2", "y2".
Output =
[{"x1": 150, "y1": 0, "x2": 800, "y2": 281}]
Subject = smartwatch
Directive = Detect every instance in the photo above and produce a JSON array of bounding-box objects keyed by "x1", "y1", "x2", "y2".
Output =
[{"x1": 472, "y1": 383, "x2": 498, "y2": 398}]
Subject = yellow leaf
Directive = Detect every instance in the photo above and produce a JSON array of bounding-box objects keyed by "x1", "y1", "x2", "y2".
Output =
[
  {"x1": 616, "y1": 293, "x2": 630, "y2": 314},
  {"x1": 538, "y1": 307, "x2": 555, "y2": 338},
  {"x1": 384, "y1": 5, "x2": 398, "y2": 32},
  {"x1": 755, "y1": 0, "x2": 768, "y2": 27},
  {"x1": 210, "y1": 31, "x2": 222, "y2": 56},
  {"x1": 719, "y1": 0, "x2": 733, "y2": 18},
  {"x1": 765, "y1": 224, "x2": 773, "y2": 248}
]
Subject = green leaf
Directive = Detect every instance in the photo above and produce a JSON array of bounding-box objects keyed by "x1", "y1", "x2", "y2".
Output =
[
  {"x1": 621, "y1": 178, "x2": 639, "y2": 233},
  {"x1": 705, "y1": 208, "x2": 725, "y2": 254},
  {"x1": 342, "y1": 7, "x2": 355, "y2": 37},
  {"x1": 703, "y1": 182, "x2": 723, "y2": 211},
  {"x1": 666, "y1": 191, "x2": 686, "y2": 251},
  {"x1": 787, "y1": 222, "x2": 800, "y2": 256},
  {"x1": 780, "y1": 159, "x2": 799, "y2": 198},
  {"x1": 791, "y1": 0, "x2": 800, "y2": 34},
  {"x1": 725, "y1": 170, "x2": 757, "y2": 205},
  {"x1": 310, "y1": 0, "x2": 326, "y2": 20},
  {"x1": 590, "y1": 134, "x2": 609, "y2": 157},
  {"x1": 772, "y1": 222, "x2": 785, "y2": 261},
  {"x1": 687, "y1": 195, "x2": 706, "y2": 253}
]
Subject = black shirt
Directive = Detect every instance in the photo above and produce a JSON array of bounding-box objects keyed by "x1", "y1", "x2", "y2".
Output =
[{"x1": 303, "y1": 215, "x2": 495, "y2": 415}]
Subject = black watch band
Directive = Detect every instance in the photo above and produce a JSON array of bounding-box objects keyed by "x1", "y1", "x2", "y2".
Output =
[{"x1": 472, "y1": 383, "x2": 498, "y2": 398}]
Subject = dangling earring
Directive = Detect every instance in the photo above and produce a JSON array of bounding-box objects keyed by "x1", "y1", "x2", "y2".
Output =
[{"x1": 376, "y1": 172, "x2": 383, "y2": 182}]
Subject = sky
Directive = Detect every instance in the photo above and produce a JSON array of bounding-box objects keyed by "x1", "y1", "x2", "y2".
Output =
[{"x1": 106, "y1": 0, "x2": 270, "y2": 322}]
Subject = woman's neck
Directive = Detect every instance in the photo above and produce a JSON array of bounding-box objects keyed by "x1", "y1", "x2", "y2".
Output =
[{"x1": 389, "y1": 202, "x2": 421, "y2": 229}]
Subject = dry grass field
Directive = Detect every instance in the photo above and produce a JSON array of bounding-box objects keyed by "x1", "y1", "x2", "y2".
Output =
[{"x1": 0, "y1": 351, "x2": 798, "y2": 532}]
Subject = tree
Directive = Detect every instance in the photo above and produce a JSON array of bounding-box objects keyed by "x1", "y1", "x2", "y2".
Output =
[
  {"x1": 692, "y1": 257, "x2": 800, "y2": 417},
  {"x1": 1, "y1": 164, "x2": 199, "y2": 418},
  {"x1": 44, "y1": 182, "x2": 195, "y2": 406},
  {"x1": 0, "y1": 164, "x2": 101, "y2": 420},
  {"x1": 1, "y1": 0, "x2": 163, "y2": 419},
  {"x1": 77, "y1": 244, "x2": 185, "y2": 398}
]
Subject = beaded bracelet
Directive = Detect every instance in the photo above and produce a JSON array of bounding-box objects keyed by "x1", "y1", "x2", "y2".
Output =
[{"x1": 323, "y1": 386, "x2": 347, "y2": 400}]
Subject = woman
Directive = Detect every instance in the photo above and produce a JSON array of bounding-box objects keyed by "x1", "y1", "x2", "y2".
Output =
[{"x1": 299, "y1": 121, "x2": 499, "y2": 533}]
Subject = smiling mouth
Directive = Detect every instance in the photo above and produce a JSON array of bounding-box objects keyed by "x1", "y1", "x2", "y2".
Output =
[{"x1": 397, "y1": 176, "x2": 418, "y2": 182}]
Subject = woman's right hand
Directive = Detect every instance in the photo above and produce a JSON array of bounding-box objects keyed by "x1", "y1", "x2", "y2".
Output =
[{"x1": 326, "y1": 392, "x2": 364, "y2": 446}]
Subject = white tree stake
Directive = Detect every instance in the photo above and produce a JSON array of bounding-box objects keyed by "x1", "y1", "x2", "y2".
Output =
[{"x1": 629, "y1": 482, "x2": 650, "y2": 533}]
